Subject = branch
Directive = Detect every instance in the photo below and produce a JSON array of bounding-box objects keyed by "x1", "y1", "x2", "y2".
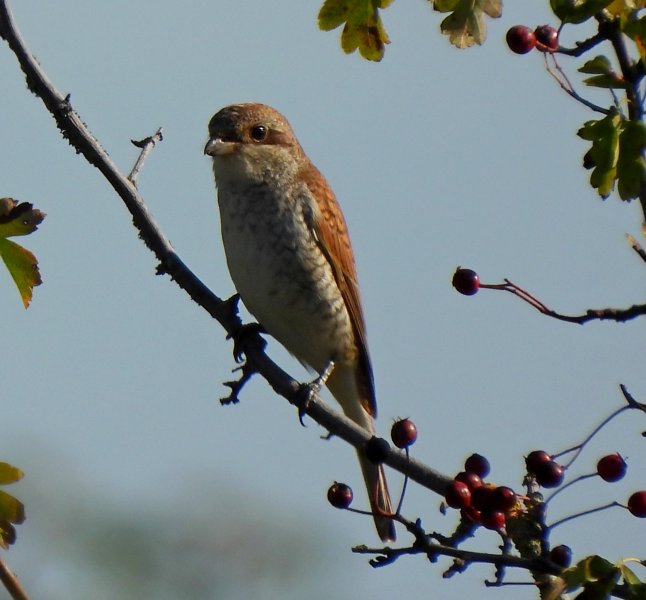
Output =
[
  {"x1": 480, "y1": 278, "x2": 646, "y2": 324},
  {"x1": 354, "y1": 513, "x2": 559, "y2": 576},
  {"x1": 0, "y1": 555, "x2": 30, "y2": 600},
  {"x1": 0, "y1": 0, "x2": 452, "y2": 497}
]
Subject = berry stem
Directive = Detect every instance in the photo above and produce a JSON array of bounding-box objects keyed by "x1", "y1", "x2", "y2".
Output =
[
  {"x1": 395, "y1": 449, "x2": 410, "y2": 516},
  {"x1": 543, "y1": 472, "x2": 596, "y2": 504},
  {"x1": 552, "y1": 404, "x2": 631, "y2": 469},
  {"x1": 547, "y1": 501, "x2": 623, "y2": 530}
]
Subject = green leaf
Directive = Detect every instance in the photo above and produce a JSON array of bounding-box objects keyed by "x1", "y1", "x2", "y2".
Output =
[
  {"x1": 577, "y1": 112, "x2": 622, "y2": 198},
  {"x1": 433, "y1": 0, "x2": 460, "y2": 11},
  {"x1": 0, "y1": 238, "x2": 42, "y2": 308},
  {"x1": 0, "y1": 463, "x2": 24, "y2": 486},
  {"x1": 320, "y1": 0, "x2": 390, "y2": 61},
  {"x1": 0, "y1": 490, "x2": 25, "y2": 525},
  {"x1": 619, "y1": 564, "x2": 643, "y2": 586},
  {"x1": 617, "y1": 120, "x2": 646, "y2": 200},
  {"x1": 550, "y1": 0, "x2": 615, "y2": 24},
  {"x1": 318, "y1": 0, "x2": 352, "y2": 31},
  {"x1": 578, "y1": 55, "x2": 613, "y2": 75},
  {"x1": 438, "y1": 0, "x2": 502, "y2": 49},
  {"x1": 582, "y1": 74, "x2": 627, "y2": 88},
  {"x1": 0, "y1": 197, "x2": 45, "y2": 308}
]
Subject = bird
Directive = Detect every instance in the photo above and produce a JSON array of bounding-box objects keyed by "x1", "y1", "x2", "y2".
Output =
[{"x1": 204, "y1": 103, "x2": 395, "y2": 542}]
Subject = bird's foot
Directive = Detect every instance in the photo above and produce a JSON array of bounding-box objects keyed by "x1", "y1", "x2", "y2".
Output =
[
  {"x1": 296, "y1": 361, "x2": 335, "y2": 426},
  {"x1": 227, "y1": 321, "x2": 267, "y2": 364}
]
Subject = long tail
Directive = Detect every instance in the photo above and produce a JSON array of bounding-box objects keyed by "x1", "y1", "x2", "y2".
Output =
[
  {"x1": 328, "y1": 367, "x2": 396, "y2": 542},
  {"x1": 358, "y1": 452, "x2": 396, "y2": 542}
]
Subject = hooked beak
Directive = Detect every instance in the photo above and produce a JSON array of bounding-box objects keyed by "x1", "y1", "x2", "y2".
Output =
[{"x1": 204, "y1": 137, "x2": 236, "y2": 157}]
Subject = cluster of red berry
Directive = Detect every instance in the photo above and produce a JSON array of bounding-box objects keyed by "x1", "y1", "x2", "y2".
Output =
[
  {"x1": 326, "y1": 421, "x2": 646, "y2": 565},
  {"x1": 506, "y1": 24, "x2": 559, "y2": 55},
  {"x1": 444, "y1": 453, "x2": 516, "y2": 531}
]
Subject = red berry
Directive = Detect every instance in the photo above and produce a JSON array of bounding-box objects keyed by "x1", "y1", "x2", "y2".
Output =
[
  {"x1": 492, "y1": 486, "x2": 517, "y2": 512},
  {"x1": 526, "y1": 450, "x2": 552, "y2": 474},
  {"x1": 391, "y1": 418, "x2": 418, "y2": 449},
  {"x1": 460, "y1": 506, "x2": 482, "y2": 523},
  {"x1": 627, "y1": 491, "x2": 646, "y2": 518},
  {"x1": 596, "y1": 453, "x2": 627, "y2": 483},
  {"x1": 535, "y1": 461, "x2": 565, "y2": 488},
  {"x1": 455, "y1": 471, "x2": 483, "y2": 492},
  {"x1": 481, "y1": 510, "x2": 506, "y2": 531},
  {"x1": 472, "y1": 484, "x2": 497, "y2": 511},
  {"x1": 445, "y1": 481, "x2": 471, "y2": 509},
  {"x1": 534, "y1": 25, "x2": 559, "y2": 52},
  {"x1": 327, "y1": 482, "x2": 353, "y2": 509},
  {"x1": 364, "y1": 437, "x2": 390, "y2": 464},
  {"x1": 464, "y1": 453, "x2": 490, "y2": 478},
  {"x1": 506, "y1": 25, "x2": 537, "y2": 54},
  {"x1": 452, "y1": 268, "x2": 480, "y2": 296},
  {"x1": 549, "y1": 544, "x2": 573, "y2": 568}
]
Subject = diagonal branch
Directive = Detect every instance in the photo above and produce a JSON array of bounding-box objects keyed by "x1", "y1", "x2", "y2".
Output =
[{"x1": 0, "y1": 0, "x2": 451, "y2": 498}]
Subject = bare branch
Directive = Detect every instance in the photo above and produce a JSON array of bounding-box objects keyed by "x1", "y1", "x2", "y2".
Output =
[
  {"x1": 480, "y1": 278, "x2": 646, "y2": 324},
  {"x1": 129, "y1": 128, "x2": 163, "y2": 184}
]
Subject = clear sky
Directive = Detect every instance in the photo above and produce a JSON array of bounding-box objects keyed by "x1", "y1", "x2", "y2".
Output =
[{"x1": 2, "y1": 2, "x2": 645, "y2": 599}]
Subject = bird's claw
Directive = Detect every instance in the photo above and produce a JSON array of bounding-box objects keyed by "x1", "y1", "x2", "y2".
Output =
[
  {"x1": 227, "y1": 322, "x2": 267, "y2": 363},
  {"x1": 295, "y1": 361, "x2": 335, "y2": 426}
]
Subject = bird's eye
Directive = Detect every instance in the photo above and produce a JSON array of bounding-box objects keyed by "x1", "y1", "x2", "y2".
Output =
[{"x1": 250, "y1": 125, "x2": 268, "y2": 142}]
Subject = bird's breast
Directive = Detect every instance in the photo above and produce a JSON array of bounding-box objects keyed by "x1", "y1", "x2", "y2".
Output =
[{"x1": 216, "y1": 185, "x2": 357, "y2": 371}]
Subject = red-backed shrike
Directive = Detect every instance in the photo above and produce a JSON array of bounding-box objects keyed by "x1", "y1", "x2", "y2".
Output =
[{"x1": 205, "y1": 103, "x2": 395, "y2": 541}]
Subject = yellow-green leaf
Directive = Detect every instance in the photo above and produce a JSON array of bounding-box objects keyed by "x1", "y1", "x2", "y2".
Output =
[
  {"x1": 0, "y1": 463, "x2": 23, "y2": 486},
  {"x1": 433, "y1": 0, "x2": 460, "y2": 11},
  {"x1": 578, "y1": 54, "x2": 613, "y2": 74},
  {"x1": 0, "y1": 198, "x2": 45, "y2": 237},
  {"x1": 551, "y1": 0, "x2": 615, "y2": 24},
  {"x1": 0, "y1": 197, "x2": 45, "y2": 307},
  {"x1": 438, "y1": 0, "x2": 502, "y2": 48},
  {"x1": 0, "y1": 491, "x2": 25, "y2": 525},
  {"x1": 320, "y1": 0, "x2": 390, "y2": 61},
  {"x1": 582, "y1": 74, "x2": 627, "y2": 88},
  {"x1": 0, "y1": 237, "x2": 42, "y2": 308},
  {"x1": 318, "y1": 0, "x2": 352, "y2": 31},
  {"x1": 578, "y1": 112, "x2": 622, "y2": 198}
]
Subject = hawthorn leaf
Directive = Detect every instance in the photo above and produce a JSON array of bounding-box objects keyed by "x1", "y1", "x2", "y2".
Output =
[
  {"x1": 438, "y1": 0, "x2": 502, "y2": 49},
  {"x1": 578, "y1": 55, "x2": 613, "y2": 74},
  {"x1": 319, "y1": 0, "x2": 390, "y2": 61},
  {"x1": 0, "y1": 463, "x2": 23, "y2": 486},
  {"x1": 0, "y1": 197, "x2": 45, "y2": 307},
  {"x1": 0, "y1": 491, "x2": 25, "y2": 526},
  {"x1": 551, "y1": 0, "x2": 615, "y2": 24},
  {"x1": 578, "y1": 112, "x2": 621, "y2": 198},
  {"x1": 617, "y1": 120, "x2": 646, "y2": 200}
]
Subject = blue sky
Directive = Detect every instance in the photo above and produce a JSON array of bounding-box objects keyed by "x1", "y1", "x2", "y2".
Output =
[{"x1": 2, "y1": 2, "x2": 645, "y2": 598}]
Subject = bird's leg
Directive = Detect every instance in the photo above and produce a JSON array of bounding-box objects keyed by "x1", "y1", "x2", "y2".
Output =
[
  {"x1": 296, "y1": 360, "x2": 335, "y2": 426},
  {"x1": 223, "y1": 294, "x2": 267, "y2": 363}
]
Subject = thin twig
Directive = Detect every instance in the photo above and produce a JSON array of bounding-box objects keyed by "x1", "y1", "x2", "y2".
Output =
[
  {"x1": 548, "y1": 501, "x2": 623, "y2": 530},
  {"x1": 128, "y1": 127, "x2": 163, "y2": 184},
  {"x1": 626, "y1": 234, "x2": 646, "y2": 263},
  {"x1": 544, "y1": 53, "x2": 611, "y2": 115},
  {"x1": 353, "y1": 513, "x2": 560, "y2": 575},
  {"x1": 0, "y1": 556, "x2": 30, "y2": 600},
  {"x1": 480, "y1": 278, "x2": 646, "y2": 324}
]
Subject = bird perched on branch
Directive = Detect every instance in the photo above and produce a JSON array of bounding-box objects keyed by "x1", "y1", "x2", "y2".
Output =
[{"x1": 205, "y1": 103, "x2": 395, "y2": 541}]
